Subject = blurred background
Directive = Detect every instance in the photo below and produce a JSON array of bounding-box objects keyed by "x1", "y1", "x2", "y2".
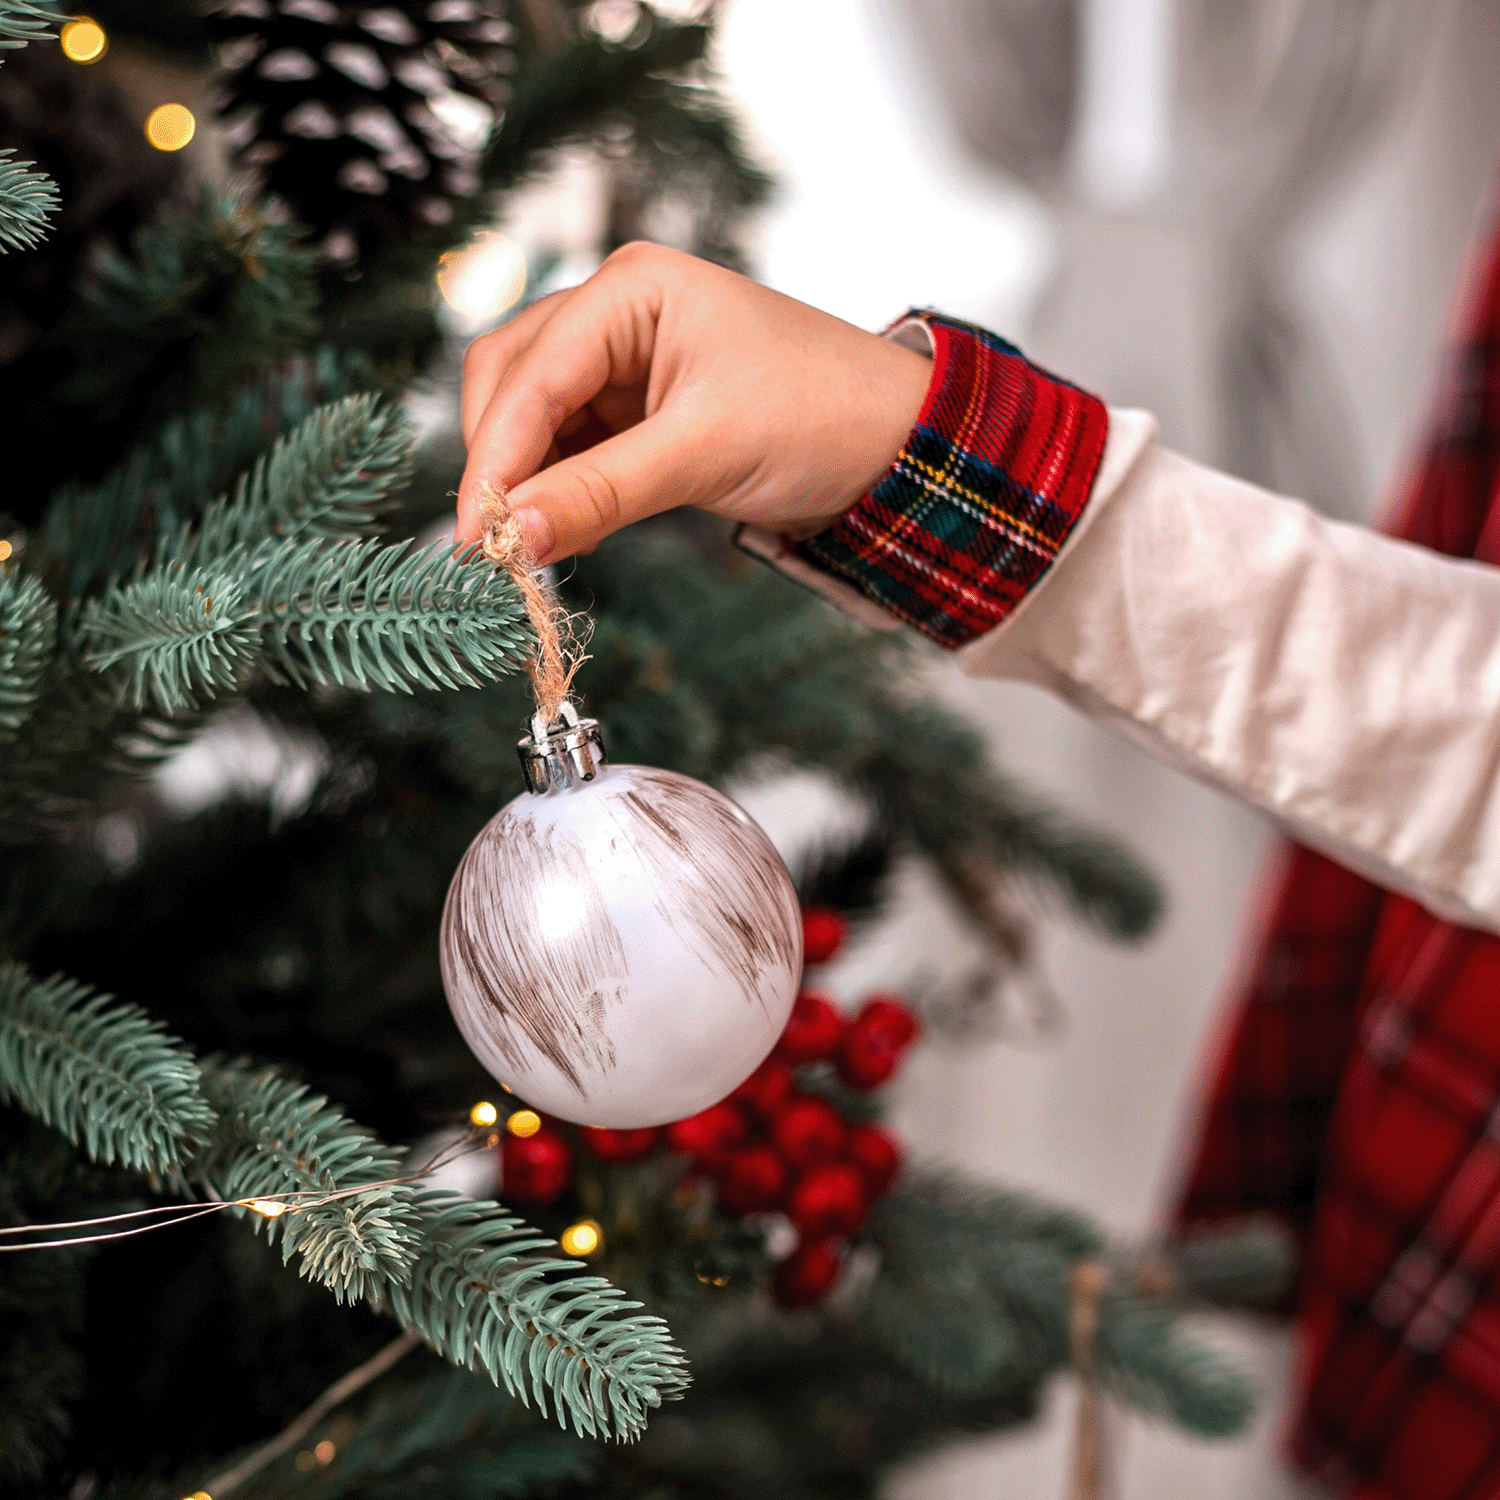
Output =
[{"x1": 705, "y1": 0, "x2": 1500, "y2": 1494}]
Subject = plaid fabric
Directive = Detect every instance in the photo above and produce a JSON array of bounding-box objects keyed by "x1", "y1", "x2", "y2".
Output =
[
  {"x1": 792, "y1": 311, "x2": 1108, "y2": 647},
  {"x1": 1176, "y1": 190, "x2": 1500, "y2": 1499}
]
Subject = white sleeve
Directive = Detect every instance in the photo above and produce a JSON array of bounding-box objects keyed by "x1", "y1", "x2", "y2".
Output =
[{"x1": 961, "y1": 411, "x2": 1500, "y2": 933}]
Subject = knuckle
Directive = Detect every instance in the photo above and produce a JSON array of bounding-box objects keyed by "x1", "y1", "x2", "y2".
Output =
[{"x1": 564, "y1": 460, "x2": 623, "y2": 534}]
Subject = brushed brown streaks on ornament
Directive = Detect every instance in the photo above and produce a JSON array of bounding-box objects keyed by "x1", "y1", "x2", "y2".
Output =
[
  {"x1": 616, "y1": 771, "x2": 800, "y2": 1013},
  {"x1": 441, "y1": 812, "x2": 626, "y2": 1093}
]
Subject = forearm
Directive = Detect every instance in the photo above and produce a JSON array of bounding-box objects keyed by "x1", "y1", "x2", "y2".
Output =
[{"x1": 753, "y1": 317, "x2": 1500, "y2": 933}]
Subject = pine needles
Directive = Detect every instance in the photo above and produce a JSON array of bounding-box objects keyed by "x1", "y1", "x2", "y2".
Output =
[
  {"x1": 193, "y1": 1060, "x2": 422, "y2": 1305},
  {"x1": 0, "y1": 963, "x2": 214, "y2": 1173},
  {"x1": 385, "y1": 1192, "x2": 692, "y2": 1440},
  {"x1": 0, "y1": 150, "x2": 56, "y2": 251},
  {"x1": 0, "y1": 570, "x2": 54, "y2": 738}
]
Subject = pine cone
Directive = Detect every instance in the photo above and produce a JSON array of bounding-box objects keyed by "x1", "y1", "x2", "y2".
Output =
[{"x1": 206, "y1": 0, "x2": 513, "y2": 266}]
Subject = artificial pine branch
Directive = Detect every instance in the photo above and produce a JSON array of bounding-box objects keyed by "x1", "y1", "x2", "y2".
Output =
[
  {"x1": 32, "y1": 350, "x2": 376, "y2": 598},
  {"x1": 0, "y1": 0, "x2": 61, "y2": 46},
  {"x1": 60, "y1": 188, "x2": 319, "y2": 418},
  {"x1": 383, "y1": 1191, "x2": 692, "y2": 1441},
  {"x1": 173, "y1": 394, "x2": 412, "y2": 568},
  {"x1": 191, "y1": 1058, "x2": 422, "y2": 1305},
  {"x1": 0, "y1": 569, "x2": 55, "y2": 738},
  {"x1": 0, "y1": 149, "x2": 56, "y2": 252},
  {"x1": 253, "y1": 537, "x2": 533, "y2": 694},
  {"x1": 0, "y1": 962, "x2": 215, "y2": 1173},
  {"x1": 79, "y1": 561, "x2": 259, "y2": 712}
]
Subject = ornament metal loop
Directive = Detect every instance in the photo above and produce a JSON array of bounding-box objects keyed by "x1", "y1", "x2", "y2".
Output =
[{"x1": 517, "y1": 699, "x2": 606, "y2": 794}]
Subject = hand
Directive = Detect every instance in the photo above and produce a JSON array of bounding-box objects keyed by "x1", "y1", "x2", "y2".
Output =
[{"x1": 456, "y1": 242, "x2": 932, "y2": 564}]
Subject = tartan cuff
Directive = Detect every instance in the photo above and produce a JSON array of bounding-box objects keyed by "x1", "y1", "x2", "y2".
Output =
[{"x1": 791, "y1": 311, "x2": 1110, "y2": 648}]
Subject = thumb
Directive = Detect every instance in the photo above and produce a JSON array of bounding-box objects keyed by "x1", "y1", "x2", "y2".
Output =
[{"x1": 497, "y1": 412, "x2": 710, "y2": 563}]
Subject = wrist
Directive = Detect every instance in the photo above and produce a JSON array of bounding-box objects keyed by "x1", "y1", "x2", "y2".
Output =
[{"x1": 769, "y1": 312, "x2": 1110, "y2": 648}]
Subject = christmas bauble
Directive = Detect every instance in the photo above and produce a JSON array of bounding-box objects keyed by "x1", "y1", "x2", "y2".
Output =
[{"x1": 440, "y1": 708, "x2": 803, "y2": 1128}]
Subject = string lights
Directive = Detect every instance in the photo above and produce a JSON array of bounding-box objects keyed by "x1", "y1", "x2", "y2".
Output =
[
  {"x1": 59, "y1": 15, "x2": 106, "y2": 61},
  {"x1": 145, "y1": 103, "x2": 196, "y2": 152},
  {"x1": 505, "y1": 1109, "x2": 541, "y2": 1138},
  {"x1": 0, "y1": 1113, "x2": 499, "y2": 1253},
  {"x1": 559, "y1": 1218, "x2": 602, "y2": 1257}
]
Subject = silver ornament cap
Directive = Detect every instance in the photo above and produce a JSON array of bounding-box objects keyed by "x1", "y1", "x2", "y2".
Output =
[{"x1": 517, "y1": 700, "x2": 605, "y2": 793}]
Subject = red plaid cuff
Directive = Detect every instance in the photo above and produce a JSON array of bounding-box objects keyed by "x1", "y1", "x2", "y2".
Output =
[{"x1": 790, "y1": 311, "x2": 1110, "y2": 648}]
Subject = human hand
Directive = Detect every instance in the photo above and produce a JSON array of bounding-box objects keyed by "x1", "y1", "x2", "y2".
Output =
[{"x1": 456, "y1": 242, "x2": 932, "y2": 564}]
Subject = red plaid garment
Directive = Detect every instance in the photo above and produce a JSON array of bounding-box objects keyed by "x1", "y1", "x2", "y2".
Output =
[
  {"x1": 792, "y1": 311, "x2": 1107, "y2": 648},
  {"x1": 1176, "y1": 196, "x2": 1500, "y2": 1498}
]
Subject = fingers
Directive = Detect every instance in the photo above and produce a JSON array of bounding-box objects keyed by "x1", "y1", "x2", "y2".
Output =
[
  {"x1": 459, "y1": 289, "x2": 571, "y2": 448},
  {"x1": 500, "y1": 409, "x2": 711, "y2": 563},
  {"x1": 456, "y1": 248, "x2": 666, "y2": 543}
]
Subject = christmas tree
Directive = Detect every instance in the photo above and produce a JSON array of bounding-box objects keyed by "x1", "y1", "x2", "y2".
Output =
[{"x1": 0, "y1": 2, "x2": 1288, "y2": 1495}]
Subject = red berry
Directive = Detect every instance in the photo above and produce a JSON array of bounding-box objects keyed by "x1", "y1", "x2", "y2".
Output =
[
  {"x1": 837, "y1": 996, "x2": 920, "y2": 1089},
  {"x1": 728, "y1": 1056, "x2": 794, "y2": 1117},
  {"x1": 801, "y1": 907, "x2": 847, "y2": 966},
  {"x1": 785, "y1": 1162, "x2": 869, "y2": 1238},
  {"x1": 845, "y1": 1123, "x2": 903, "y2": 1197},
  {"x1": 579, "y1": 1125, "x2": 660, "y2": 1163},
  {"x1": 855, "y1": 996, "x2": 919, "y2": 1048},
  {"x1": 770, "y1": 1095, "x2": 846, "y2": 1169},
  {"x1": 837, "y1": 1032, "x2": 902, "y2": 1089},
  {"x1": 776, "y1": 992, "x2": 846, "y2": 1065},
  {"x1": 501, "y1": 1125, "x2": 573, "y2": 1205},
  {"x1": 773, "y1": 1239, "x2": 843, "y2": 1308},
  {"x1": 664, "y1": 1102, "x2": 748, "y2": 1172},
  {"x1": 716, "y1": 1144, "x2": 789, "y2": 1216}
]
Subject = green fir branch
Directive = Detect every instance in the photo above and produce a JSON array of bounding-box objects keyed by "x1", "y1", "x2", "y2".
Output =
[
  {"x1": 384, "y1": 1192, "x2": 691, "y2": 1441},
  {"x1": 0, "y1": 570, "x2": 55, "y2": 738},
  {"x1": 172, "y1": 394, "x2": 412, "y2": 567},
  {"x1": 61, "y1": 188, "x2": 319, "y2": 416},
  {"x1": 78, "y1": 562, "x2": 259, "y2": 712},
  {"x1": 191, "y1": 1059, "x2": 422, "y2": 1305},
  {"x1": 0, "y1": 0, "x2": 61, "y2": 48},
  {"x1": 32, "y1": 349, "x2": 376, "y2": 598},
  {"x1": 1097, "y1": 1294, "x2": 1256, "y2": 1438},
  {"x1": 0, "y1": 150, "x2": 57, "y2": 252},
  {"x1": 254, "y1": 538, "x2": 533, "y2": 694},
  {"x1": 0, "y1": 962, "x2": 215, "y2": 1173}
]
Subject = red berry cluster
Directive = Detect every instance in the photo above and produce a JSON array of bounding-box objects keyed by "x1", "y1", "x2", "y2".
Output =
[
  {"x1": 499, "y1": 908, "x2": 920, "y2": 1311},
  {"x1": 646, "y1": 989, "x2": 918, "y2": 1307}
]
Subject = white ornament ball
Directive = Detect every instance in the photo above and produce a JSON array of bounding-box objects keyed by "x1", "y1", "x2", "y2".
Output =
[{"x1": 440, "y1": 760, "x2": 803, "y2": 1127}]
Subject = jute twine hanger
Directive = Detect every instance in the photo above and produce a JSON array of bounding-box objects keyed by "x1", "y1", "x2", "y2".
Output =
[{"x1": 479, "y1": 482, "x2": 588, "y2": 723}]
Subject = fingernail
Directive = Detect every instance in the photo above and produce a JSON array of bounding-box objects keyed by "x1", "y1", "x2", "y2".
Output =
[{"x1": 513, "y1": 505, "x2": 554, "y2": 563}]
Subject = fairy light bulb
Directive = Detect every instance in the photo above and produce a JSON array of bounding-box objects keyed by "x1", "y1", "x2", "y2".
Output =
[
  {"x1": 506, "y1": 1109, "x2": 541, "y2": 1138},
  {"x1": 469, "y1": 1100, "x2": 498, "y2": 1127},
  {"x1": 248, "y1": 1199, "x2": 288, "y2": 1217},
  {"x1": 145, "y1": 103, "x2": 196, "y2": 152},
  {"x1": 0, "y1": 541, "x2": 12, "y2": 562},
  {"x1": 60, "y1": 16, "x2": 106, "y2": 61},
  {"x1": 560, "y1": 1218, "x2": 602, "y2": 1256}
]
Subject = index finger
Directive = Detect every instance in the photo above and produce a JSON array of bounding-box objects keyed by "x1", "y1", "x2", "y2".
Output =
[{"x1": 455, "y1": 249, "x2": 665, "y2": 542}]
